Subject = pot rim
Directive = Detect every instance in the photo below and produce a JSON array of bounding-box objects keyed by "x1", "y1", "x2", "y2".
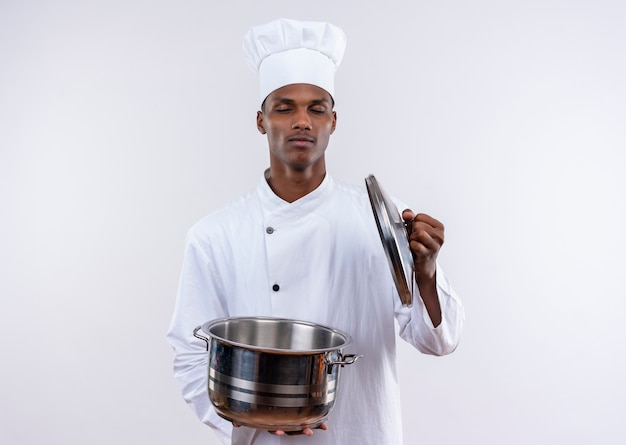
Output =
[{"x1": 201, "y1": 316, "x2": 353, "y2": 354}]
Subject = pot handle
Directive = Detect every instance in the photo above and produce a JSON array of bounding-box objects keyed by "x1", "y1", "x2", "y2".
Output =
[
  {"x1": 326, "y1": 353, "x2": 362, "y2": 373},
  {"x1": 193, "y1": 326, "x2": 210, "y2": 352}
]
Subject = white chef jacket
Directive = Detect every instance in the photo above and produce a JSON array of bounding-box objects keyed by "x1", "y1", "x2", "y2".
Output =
[{"x1": 166, "y1": 172, "x2": 464, "y2": 445}]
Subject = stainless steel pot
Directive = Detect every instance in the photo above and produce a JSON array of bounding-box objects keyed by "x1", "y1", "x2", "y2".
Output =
[{"x1": 193, "y1": 317, "x2": 361, "y2": 431}]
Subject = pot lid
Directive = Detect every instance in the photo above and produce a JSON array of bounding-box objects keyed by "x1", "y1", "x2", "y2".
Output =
[{"x1": 365, "y1": 175, "x2": 414, "y2": 307}]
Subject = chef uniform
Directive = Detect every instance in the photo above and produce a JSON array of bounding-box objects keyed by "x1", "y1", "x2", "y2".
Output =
[{"x1": 166, "y1": 18, "x2": 464, "y2": 445}]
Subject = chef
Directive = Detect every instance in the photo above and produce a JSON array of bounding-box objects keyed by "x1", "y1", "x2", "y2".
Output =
[{"x1": 166, "y1": 18, "x2": 464, "y2": 444}]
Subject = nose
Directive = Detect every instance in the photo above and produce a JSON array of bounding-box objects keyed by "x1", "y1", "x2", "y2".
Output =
[{"x1": 291, "y1": 109, "x2": 311, "y2": 130}]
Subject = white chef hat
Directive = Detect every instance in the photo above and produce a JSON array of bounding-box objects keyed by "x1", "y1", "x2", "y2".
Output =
[{"x1": 242, "y1": 18, "x2": 347, "y2": 104}]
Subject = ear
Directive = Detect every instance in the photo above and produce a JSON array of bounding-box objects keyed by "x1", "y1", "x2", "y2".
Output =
[
  {"x1": 330, "y1": 111, "x2": 337, "y2": 134},
  {"x1": 256, "y1": 111, "x2": 266, "y2": 134}
]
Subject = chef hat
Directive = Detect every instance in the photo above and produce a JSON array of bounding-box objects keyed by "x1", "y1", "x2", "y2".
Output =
[{"x1": 242, "y1": 18, "x2": 347, "y2": 104}]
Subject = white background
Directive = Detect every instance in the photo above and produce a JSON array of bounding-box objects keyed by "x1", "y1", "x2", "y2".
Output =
[{"x1": 1, "y1": 1, "x2": 625, "y2": 444}]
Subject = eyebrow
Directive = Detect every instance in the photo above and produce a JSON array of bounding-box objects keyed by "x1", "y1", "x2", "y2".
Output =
[{"x1": 273, "y1": 97, "x2": 331, "y2": 106}]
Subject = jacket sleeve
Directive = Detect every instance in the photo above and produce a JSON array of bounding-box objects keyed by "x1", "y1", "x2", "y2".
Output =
[
  {"x1": 165, "y1": 230, "x2": 232, "y2": 444},
  {"x1": 395, "y1": 262, "x2": 465, "y2": 356}
]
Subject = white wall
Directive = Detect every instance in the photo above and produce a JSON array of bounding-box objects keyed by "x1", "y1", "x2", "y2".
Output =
[{"x1": 1, "y1": 1, "x2": 624, "y2": 444}]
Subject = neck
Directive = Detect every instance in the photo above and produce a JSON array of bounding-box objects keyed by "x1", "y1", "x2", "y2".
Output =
[{"x1": 266, "y1": 164, "x2": 326, "y2": 203}]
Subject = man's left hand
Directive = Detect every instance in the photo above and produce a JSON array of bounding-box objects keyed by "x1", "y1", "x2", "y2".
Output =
[{"x1": 401, "y1": 210, "x2": 444, "y2": 281}]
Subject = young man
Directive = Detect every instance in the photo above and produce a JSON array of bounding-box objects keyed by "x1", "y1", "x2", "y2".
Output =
[{"x1": 167, "y1": 18, "x2": 464, "y2": 444}]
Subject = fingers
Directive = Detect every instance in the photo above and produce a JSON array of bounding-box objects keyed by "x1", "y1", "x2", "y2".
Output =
[
  {"x1": 402, "y1": 210, "x2": 444, "y2": 248},
  {"x1": 403, "y1": 209, "x2": 444, "y2": 231},
  {"x1": 269, "y1": 422, "x2": 327, "y2": 436},
  {"x1": 411, "y1": 224, "x2": 443, "y2": 253},
  {"x1": 401, "y1": 210, "x2": 444, "y2": 281},
  {"x1": 271, "y1": 429, "x2": 311, "y2": 436}
]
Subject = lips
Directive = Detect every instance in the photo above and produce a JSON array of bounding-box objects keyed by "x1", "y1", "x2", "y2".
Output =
[
  {"x1": 288, "y1": 135, "x2": 315, "y2": 147},
  {"x1": 288, "y1": 135, "x2": 314, "y2": 142}
]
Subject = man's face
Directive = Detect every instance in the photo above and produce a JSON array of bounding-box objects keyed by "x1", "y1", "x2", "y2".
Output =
[{"x1": 257, "y1": 83, "x2": 336, "y2": 172}]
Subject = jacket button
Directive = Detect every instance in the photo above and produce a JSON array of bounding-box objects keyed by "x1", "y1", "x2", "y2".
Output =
[
  {"x1": 272, "y1": 284, "x2": 280, "y2": 292},
  {"x1": 266, "y1": 227, "x2": 274, "y2": 234}
]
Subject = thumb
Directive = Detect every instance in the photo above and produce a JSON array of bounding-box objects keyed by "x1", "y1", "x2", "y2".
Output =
[{"x1": 402, "y1": 208, "x2": 415, "y2": 222}]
